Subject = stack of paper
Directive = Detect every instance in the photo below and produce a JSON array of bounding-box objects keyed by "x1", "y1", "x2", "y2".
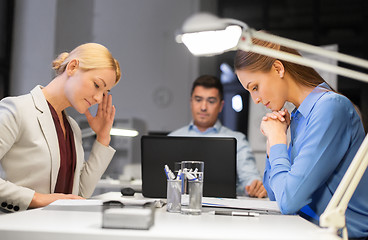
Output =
[{"x1": 202, "y1": 197, "x2": 281, "y2": 214}]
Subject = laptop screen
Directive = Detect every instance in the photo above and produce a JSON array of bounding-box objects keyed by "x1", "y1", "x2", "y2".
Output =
[{"x1": 141, "y1": 135, "x2": 237, "y2": 198}]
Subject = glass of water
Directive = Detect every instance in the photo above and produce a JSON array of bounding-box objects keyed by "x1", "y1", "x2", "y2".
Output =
[{"x1": 180, "y1": 161, "x2": 204, "y2": 215}]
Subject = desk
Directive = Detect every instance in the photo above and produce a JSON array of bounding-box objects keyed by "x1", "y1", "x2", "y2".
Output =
[{"x1": 0, "y1": 193, "x2": 341, "y2": 240}]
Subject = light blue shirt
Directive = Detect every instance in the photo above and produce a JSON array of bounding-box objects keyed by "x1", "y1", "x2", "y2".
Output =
[
  {"x1": 263, "y1": 83, "x2": 368, "y2": 238},
  {"x1": 169, "y1": 120, "x2": 261, "y2": 196}
]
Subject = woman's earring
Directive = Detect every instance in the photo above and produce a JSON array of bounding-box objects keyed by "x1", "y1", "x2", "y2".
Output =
[{"x1": 279, "y1": 70, "x2": 284, "y2": 78}]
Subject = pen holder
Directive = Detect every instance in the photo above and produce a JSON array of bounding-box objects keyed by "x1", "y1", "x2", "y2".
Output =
[
  {"x1": 180, "y1": 161, "x2": 204, "y2": 215},
  {"x1": 166, "y1": 179, "x2": 181, "y2": 213}
]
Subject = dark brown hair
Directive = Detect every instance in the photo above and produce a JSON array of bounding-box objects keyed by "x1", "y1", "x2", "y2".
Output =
[
  {"x1": 234, "y1": 37, "x2": 334, "y2": 91},
  {"x1": 191, "y1": 75, "x2": 224, "y2": 100}
]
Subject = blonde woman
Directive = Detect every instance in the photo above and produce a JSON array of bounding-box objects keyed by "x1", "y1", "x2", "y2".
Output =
[{"x1": 0, "y1": 43, "x2": 121, "y2": 212}]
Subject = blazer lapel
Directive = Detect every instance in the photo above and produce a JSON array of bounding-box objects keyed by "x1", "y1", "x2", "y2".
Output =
[{"x1": 30, "y1": 86, "x2": 60, "y2": 193}]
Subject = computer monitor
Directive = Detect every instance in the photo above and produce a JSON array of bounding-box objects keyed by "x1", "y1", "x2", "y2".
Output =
[{"x1": 141, "y1": 135, "x2": 237, "y2": 198}]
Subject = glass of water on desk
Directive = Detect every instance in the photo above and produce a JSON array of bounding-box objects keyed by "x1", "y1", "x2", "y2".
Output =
[{"x1": 180, "y1": 161, "x2": 204, "y2": 215}]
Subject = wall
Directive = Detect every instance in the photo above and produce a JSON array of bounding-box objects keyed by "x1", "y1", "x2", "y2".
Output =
[
  {"x1": 10, "y1": 0, "x2": 57, "y2": 96},
  {"x1": 54, "y1": 0, "x2": 94, "y2": 54},
  {"x1": 91, "y1": 0, "x2": 200, "y2": 132},
  {"x1": 10, "y1": 0, "x2": 200, "y2": 133}
]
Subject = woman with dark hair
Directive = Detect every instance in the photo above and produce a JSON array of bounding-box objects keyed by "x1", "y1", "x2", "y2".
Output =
[{"x1": 234, "y1": 37, "x2": 368, "y2": 239}]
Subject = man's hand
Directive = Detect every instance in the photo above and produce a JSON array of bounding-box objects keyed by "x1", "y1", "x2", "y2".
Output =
[{"x1": 245, "y1": 179, "x2": 267, "y2": 198}]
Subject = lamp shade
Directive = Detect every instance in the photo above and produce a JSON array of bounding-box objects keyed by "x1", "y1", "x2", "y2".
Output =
[
  {"x1": 181, "y1": 12, "x2": 227, "y2": 33},
  {"x1": 180, "y1": 25, "x2": 242, "y2": 56},
  {"x1": 176, "y1": 12, "x2": 243, "y2": 56}
]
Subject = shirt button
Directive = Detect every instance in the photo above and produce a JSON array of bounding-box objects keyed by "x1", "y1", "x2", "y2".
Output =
[
  {"x1": 14, "y1": 206, "x2": 20, "y2": 211},
  {"x1": 7, "y1": 204, "x2": 13, "y2": 210},
  {"x1": 1, "y1": 202, "x2": 7, "y2": 208}
]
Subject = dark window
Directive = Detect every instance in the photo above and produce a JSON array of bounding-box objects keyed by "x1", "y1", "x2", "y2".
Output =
[{"x1": 0, "y1": 0, "x2": 14, "y2": 99}]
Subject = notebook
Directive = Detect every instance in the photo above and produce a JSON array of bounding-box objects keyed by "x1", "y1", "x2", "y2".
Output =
[{"x1": 141, "y1": 135, "x2": 237, "y2": 198}]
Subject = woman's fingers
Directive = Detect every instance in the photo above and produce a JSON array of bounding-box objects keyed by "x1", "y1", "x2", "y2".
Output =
[
  {"x1": 97, "y1": 94, "x2": 113, "y2": 117},
  {"x1": 263, "y1": 109, "x2": 288, "y2": 122}
]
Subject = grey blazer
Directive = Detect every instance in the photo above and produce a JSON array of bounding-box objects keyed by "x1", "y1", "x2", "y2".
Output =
[{"x1": 0, "y1": 86, "x2": 115, "y2": 212}]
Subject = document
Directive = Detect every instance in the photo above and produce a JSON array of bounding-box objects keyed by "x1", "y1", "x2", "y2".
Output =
[
  {"x1": 43, "y1": 199, "x2": 103, "y2": 212},
  {"x1": 48, "y1": 198, "x2": 164, "y2": 208},
  {"x1": 44, "y1": 196, "x2": 165, "y2": 212},
  {"x1": 49, "y1": 199, "x2": 102, "y2": 206},
  {"x1": 202, "y1": 197, "x2": 281, "y2": 213},
  {"x1": 93, "y1": 192, "x2": 165, "y2": 208}
]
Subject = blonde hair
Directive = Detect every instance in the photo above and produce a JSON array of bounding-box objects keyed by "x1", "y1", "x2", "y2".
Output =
[{"x1": 52, "y1": 43, "x2": 121, "y2": 84}]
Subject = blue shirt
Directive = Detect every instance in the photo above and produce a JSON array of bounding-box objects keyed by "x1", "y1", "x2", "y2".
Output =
[
  {"x1": 263, "y1": 83, "x2": 368, "y2": 238},
  {"x1": 169, "y1": 120, "x2": 261, "y2": 196}
]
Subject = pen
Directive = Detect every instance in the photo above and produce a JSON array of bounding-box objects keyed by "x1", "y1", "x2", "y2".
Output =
[
  {"x1": 183, "y1": 171, "x2": 197, "y2": 181},
  {"x1": 208, "y1": 211, "x2": 259, "y2": 217},
  {"x1": 176, "y1": 169, "x2": 182, "y2": 180},
  {"x1": 164, "y1": 165, "x2": 175, "y2": 180},
  {"x1": 164, "y1": 165, "x2": 170, "y2": 179}
]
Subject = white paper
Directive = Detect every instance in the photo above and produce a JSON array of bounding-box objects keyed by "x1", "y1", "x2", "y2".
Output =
[
  {"x1": 49, "y1": 199, "x2": 103, "y2": 206},
  {"x1": 202, "y1": 197, "x2": 280, "y2": 213},
  {"x1": 49, "y1": 198, "x2": 165, "y2": 208}
]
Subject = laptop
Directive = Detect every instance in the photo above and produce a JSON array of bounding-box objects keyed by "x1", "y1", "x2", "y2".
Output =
[{"x1": 141, "y1": 135, "x2": 237, "y2": 198}]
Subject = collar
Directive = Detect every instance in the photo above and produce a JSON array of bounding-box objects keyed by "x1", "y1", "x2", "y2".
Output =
[
  {"x1": 293, "y1": 82, "x2": 330, "y2": 119},
  {"x1": 30, "y1": 85, "x2": 48, "y2": 113},
  {"x1": 188, "y1": 120, "x2": 222, "y2": 133}
]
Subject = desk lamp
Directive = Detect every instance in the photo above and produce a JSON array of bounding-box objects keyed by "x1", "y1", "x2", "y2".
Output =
[{"x1": 176, "y1": 12, "x2": 368, "y2": 240}]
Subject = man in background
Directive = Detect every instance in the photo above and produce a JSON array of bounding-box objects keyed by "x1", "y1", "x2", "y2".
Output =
[{"x1": 169, "y1": 75, "x2": 266, "y2": 197}]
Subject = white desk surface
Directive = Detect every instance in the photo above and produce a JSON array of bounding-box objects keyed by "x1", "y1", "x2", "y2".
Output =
[{"x1": 0, "y1": 192, "x2": 341, "y2": 240}]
